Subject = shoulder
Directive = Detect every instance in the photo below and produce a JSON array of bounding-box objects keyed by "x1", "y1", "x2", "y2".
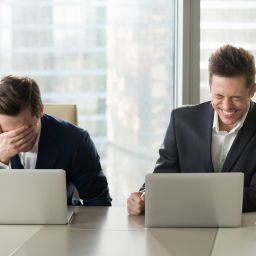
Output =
[
  {"x1": 172, "y1": 101, "x2": 212, "y2": 119},
  {"x1": 41, "y1": 114, "x2": 89, "y2": 141},
  {"x1": 250, "y1": 101, "x2": 256, "y2": 112}
]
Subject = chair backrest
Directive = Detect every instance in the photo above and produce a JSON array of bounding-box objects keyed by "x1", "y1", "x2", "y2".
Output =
[{"x1": 43, "y1": 104, "x2": 78, "y2": 125}]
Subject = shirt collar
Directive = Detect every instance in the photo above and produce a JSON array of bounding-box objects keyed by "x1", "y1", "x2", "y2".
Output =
[{"x1": 212, "y1": 106, "x2": 250, "y2": 134}]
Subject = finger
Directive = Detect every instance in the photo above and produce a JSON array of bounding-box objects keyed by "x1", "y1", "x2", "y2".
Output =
[
  {"x1": 9, "y1": 127, "x2": 37, "y2": 150},
  {"x1": 9, "y1": 128, "x2": 37, "y2": 153},
  {"x1": 127, "y1": 196, "x2": 145, "y2": 215},
  {"x1": 130, "y1": 192, "x2": 143, "y2": 203},
  {"x1": 127, "y1": 200, "x2": 139, "y2": 215},
  {"x1": 4, "y1": 126, "x2": 29, "y2": 138},
  {"x1": 127, "y1": 205, "x2": 138, "y2": 215},
  {"x1": 11, "y1": 126, "x2": 36, "y2": 144},
  {"x1": 140, "y1": 192, "x2": 145, "y2": 201},
  {"x1": 127, "y1": 201, "x2": 145, "y2": 215},
  {"x1": 16, "y1": 132, "x2": 37, "y2": 152}
]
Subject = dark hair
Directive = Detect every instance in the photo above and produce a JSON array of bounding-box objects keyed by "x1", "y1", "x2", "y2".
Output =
[
  {"x1": 0, "y1": 75, "x2": 43, "y2": 117},
  {"x1": 208, "y1": 44, "x2": 256, "y2": 88}
]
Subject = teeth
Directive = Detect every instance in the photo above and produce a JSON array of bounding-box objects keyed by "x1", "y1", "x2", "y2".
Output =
[{"x1": 222, "y1": 110, "x2": 235, "y2": 116}]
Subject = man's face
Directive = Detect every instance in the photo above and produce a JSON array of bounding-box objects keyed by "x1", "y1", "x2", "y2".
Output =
[
  {"x1": 210, "y1": 75, "x2": 255, "y2": 131},
  {"x1": 0, "y1": 107, "x2": 39, "y2": 133}
]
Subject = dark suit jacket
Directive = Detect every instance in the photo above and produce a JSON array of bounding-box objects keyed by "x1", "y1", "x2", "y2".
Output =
[
  {"x1": 33, "y1": 114, "x2": 111, "y2": 206},
  {"x1": 142, "y1": 101, "x2": 256, "y2": 212}
]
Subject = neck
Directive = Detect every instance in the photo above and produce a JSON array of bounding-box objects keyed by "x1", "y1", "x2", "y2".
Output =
[{"x1": 218, "y1": 119, "x2": 238, "y2": 132}]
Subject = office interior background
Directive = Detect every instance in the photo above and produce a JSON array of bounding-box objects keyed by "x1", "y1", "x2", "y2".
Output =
[{"x1": 0, "y1": 0, "x2": 254, "y2": 206}]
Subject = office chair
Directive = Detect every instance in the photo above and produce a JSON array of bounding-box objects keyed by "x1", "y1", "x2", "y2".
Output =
[
  {"x1": 43, "y1": 103, "x2": 78, "y2": 125},
  {"x1": 43, "y1": 103, "x2": 80, "y2": 202}
]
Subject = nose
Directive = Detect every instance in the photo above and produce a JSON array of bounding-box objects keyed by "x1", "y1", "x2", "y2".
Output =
[{"x1": 222, "y1": 98, "x2": 233, "y2": 110}]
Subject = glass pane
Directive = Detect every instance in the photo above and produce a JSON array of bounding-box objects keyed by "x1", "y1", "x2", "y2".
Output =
[
  {"x1": 200, "y1": 0, "x2": 256, "y2": 102},
  {"x1": 106, "y1": 0, "x2": 175, "y2": 205},
  {"x1": 0, "y1": 0, "x2": 175, "y2": 206}
]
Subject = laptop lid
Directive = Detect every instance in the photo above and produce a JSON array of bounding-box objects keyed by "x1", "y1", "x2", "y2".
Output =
[
  {"x1": 0, "y1": 169, "x2": 74, "y2": 224},
  {"x1": 145, "y1": 172, "x2": 244, "y2": 228}
]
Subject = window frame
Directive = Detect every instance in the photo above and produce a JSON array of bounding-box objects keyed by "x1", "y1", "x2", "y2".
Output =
[{"x1": 175, "y1": 0, "x2": 200, "y2": 107}]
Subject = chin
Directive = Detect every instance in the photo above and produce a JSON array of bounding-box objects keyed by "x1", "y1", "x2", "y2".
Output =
[{"x1": 222, "y1": 119, "x2": 238, "y2": 126}]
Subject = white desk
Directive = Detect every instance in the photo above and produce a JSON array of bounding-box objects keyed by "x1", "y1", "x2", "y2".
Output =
[
  {"x1": 0, "y1": 225, "x2": 41, "y2": 256},
  {"x1": 212, "y1": 212, "x2": 256, "y2": 256},
  {"x1": 1, "y1": 207, "x2": 256, "y2": 256}
]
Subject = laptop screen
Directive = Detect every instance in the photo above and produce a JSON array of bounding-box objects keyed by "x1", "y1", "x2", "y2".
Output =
[
  {"x1": 0, "y1": 169, "x2": 71, "y2": 224},
  {"x1": 145, "y1": 172, "x2": 244, "y2": 228}
]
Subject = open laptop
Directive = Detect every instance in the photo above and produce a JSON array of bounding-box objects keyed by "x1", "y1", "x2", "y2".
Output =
[
  {"x1": 0, "y1": 169, "x2": 74, "y2": 224},
  {"x1": 145, "y1": 172, "x2": 244, "y2": 228}
]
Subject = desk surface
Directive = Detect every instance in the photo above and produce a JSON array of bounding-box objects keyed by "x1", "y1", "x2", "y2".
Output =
[
  {"x1": 212, "y1": 212, "x2": 256, "y2": 256},
  {"x1": 1, "y1": 207, "x2": 256, "y2": 256},
  {"x1": 0, "y1": 225, "x2": 41, "y2": 256}
]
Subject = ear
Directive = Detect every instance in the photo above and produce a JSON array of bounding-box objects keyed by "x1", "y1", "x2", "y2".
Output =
[
  {"x1": 39, "y1": 105, "x2": 44, "y2": 118},
  {"x1": 250, "y1": 84, "x2": 256, "y2": 98}
]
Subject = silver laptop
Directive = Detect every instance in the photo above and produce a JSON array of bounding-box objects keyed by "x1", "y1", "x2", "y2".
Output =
[
  {"x1": 145, "y1": 172, "x2": 244, "y2": 228},
  {"x1": 0, "y1": 169, "x2": 74, "y2": 224}
]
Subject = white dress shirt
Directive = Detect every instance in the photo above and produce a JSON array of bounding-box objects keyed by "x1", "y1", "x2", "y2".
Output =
[{"x1": 211, "y1": 108, "x2": 249, "y2": 172}]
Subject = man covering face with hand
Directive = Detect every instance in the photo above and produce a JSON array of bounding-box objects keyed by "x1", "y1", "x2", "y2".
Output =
[{"x1": 0, "y1": 75, "x2": 112, "y2": 206}]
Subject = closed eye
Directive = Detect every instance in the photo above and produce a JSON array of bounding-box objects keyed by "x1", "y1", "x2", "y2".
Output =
[
  {"x1": 231, "y1": 96, "x2": 242, "y2": 101},
  {"x1": 214, "y1": 95, "x2": 223, "y2": 100}
]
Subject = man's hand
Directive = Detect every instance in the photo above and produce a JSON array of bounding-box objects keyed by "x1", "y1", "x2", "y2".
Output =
[
  {"x1": 0, "y1": 125, "x2": 37, "y2": 164},
  {"x1": 127, "y1": 192, "x2": 145, "y2": 215}
]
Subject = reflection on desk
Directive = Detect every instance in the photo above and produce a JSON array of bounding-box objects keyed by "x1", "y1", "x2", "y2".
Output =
[
  {"x1": 212, "y1": 212, "x2": 256, "y2": 256},
  {"x1": 11, "y1": 207, "x2": 216, "y2": 256},
  {"x1": 1, "y1": 207, "x2": 255, "y2": 256},
  {"x1": 0, "y1": 225, "x2": 41, "y2": 256}
]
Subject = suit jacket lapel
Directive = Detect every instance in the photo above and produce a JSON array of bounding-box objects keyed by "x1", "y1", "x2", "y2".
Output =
[
  {"x1": 197, "y1": 103, "x2": 215, "y2": 172},
  {"x1": 222, "y1": 101, "x2": 256, "y2": 171},
  {"x1": 35, "y1": 115, "x2": 58, "y2": 169}
]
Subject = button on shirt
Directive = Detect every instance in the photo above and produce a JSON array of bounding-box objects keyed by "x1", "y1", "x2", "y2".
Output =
[{"x1": 211, "y1": 109, "x2": 249, "y2": 172}]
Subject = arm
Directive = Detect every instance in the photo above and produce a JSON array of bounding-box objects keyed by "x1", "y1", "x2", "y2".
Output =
[{"x1": 70, "y1": 131, "x2": 112, "y2": 206}]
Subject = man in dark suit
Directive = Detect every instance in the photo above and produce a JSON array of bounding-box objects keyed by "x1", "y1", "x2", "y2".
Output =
[
  {"x1": 127, "y1": 44, "x2": 256, "y2": 215},
  {"x1": 0, "y1": 75, "x2": 111, "y2": 206}
]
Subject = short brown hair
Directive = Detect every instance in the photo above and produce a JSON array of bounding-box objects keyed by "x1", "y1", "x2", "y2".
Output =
[
  {"x1": 0, "y1": 75, "x2": 43, "y2": 117},
  {"x1": 208, "y1": 44, "x2": 256, "y2": 88}
]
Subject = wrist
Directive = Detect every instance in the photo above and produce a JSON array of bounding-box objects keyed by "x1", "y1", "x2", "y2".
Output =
[{"x1": 0, "y1": 157, "x2": 10, "y2": 165}]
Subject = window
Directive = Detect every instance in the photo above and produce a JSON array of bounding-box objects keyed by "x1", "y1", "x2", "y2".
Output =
[
  {"x1": 106, "y1": 0, "x2": 176, "y2": 204},
  {"x1": 200, "y1": 0, "x2": 256, "y2": 102},
  {"x1": 0, "y1": 0, "x2": 176, "y2": 205}
]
